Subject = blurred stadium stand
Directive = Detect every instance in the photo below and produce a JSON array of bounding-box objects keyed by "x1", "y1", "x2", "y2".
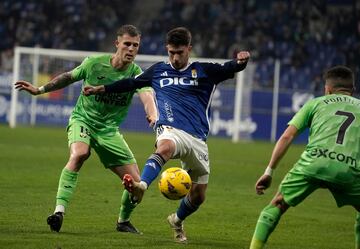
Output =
[{"x1": 0, "y1": 0, "x2": 359, "y2": 91}]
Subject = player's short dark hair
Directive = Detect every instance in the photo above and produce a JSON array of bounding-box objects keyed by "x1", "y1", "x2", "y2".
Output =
[
  {"x1": 117, "y1": 24, "x2": 141, "y2": 37},
  {"x1": 323, "y1": 65, "x2": 355, "y2": 92},
  {"x1": 166, "y1": 27, "x2": 191, "y2": 46}
]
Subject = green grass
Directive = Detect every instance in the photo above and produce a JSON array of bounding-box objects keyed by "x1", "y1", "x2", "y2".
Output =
[{"x1": 0, "y1": 124, "x2": 354, "y2": 249}]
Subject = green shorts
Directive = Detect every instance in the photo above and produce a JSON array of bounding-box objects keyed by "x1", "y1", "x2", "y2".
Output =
[
  {"x1": 280, "y1": 166, "x2": 360, "y2": 207},
  {"x1": 67, "y1": 121, "x2": 136, "y2": 168}
]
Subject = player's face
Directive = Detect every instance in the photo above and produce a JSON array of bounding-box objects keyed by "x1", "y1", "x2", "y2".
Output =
[
  {"x1": 115, "y1": 34, "x2": 140, "y2": 63},
  {"x1": 167, "y1": 44, "x2": 192, "y2": 70}
]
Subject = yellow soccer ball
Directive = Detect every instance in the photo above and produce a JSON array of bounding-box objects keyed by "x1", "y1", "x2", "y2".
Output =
[{"x1": 158, "y1": 167, "x2": 192, "y2": 200}]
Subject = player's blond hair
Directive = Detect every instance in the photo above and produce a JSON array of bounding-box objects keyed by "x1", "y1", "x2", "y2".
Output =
[{"x1": 117, "y1": 24, "x2": 141, "y2": 37}]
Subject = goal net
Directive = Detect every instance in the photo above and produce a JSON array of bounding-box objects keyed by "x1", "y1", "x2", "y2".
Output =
[{"x1": 9, "y1": 46, "x2": 253, "y2": 141}]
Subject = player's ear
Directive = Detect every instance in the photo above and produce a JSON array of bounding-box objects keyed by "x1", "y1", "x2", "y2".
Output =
[{"x1": 324, "y1": 84, "x2": 332, "y2": 95}]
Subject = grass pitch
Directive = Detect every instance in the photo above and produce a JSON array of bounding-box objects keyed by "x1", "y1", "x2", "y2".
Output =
[{"x1": 0, "y1": 125, "x2": 354, "y2": 249}]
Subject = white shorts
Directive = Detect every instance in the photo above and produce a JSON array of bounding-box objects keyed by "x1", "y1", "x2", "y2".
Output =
[{"x1": 156, "y1": 125, "x2": 210, "y2": 184}]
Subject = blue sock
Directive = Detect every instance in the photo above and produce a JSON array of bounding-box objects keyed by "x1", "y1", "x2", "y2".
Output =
[
  {"x1": 140, "y1": 153, "x2": 166, "y2": 187},
  {"x1": 176, "y1": 195, "x2": 199, "y2": 221}
]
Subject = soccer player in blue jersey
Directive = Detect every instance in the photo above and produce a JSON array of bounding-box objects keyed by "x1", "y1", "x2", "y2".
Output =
[{"x1": 84, "y1": 27, "x2": 250, "y2": 243}]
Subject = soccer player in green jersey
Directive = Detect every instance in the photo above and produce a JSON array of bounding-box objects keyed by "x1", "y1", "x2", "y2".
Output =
[
  {"x1": 14, "y1": 25, "x2": 157, "y2": 234},
  {"x1": 250, "y1": 65, "x2": 360, "y2": 249}
]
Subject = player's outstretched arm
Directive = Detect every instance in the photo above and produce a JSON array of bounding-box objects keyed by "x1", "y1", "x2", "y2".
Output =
[
  {"x1": 255, "y1": 125, "x2": 298, "y2": 195},
  {"x1": 15, "y1": 72, "x2": 74, "y2": 95}
]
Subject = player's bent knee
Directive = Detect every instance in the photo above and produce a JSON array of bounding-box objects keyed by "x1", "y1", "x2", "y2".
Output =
[
  {"x1": 271, "y1": 194, "x2": 289, "y2": 213},
  {"x1": 70, "y1": 151, "x2": 90, "y2": 164}
]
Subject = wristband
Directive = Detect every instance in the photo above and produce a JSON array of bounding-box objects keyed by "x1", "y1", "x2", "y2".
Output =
[
  {"x1": 38, "y1": 86, "x2": 45, "y2": 94},
  {"x1": 264, "y1": 166, "x2": 273, "y2": 176}
]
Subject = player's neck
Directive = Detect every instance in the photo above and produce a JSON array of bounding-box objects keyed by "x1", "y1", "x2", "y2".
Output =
[
  {"x1": 111, "y1": 55, "x2": 130, "y2": 71},
  {"x1": 169, "y1": 62, "x2": 190, "y2": 71}
]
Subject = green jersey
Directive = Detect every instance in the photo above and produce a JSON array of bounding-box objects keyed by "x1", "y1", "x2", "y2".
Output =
[
  {"x1": 289, "y1": 94, "x2": 360, "y2": 184},
  {"x1": 70, "y1": 55, "x2": 150, "y2": 132}
]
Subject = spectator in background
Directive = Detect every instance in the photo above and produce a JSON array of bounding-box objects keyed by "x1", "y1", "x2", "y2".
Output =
[{"x1": 0, "y1": 48, "x2": 13, "y2": 73}]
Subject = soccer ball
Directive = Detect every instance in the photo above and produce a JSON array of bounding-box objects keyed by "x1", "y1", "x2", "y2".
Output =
[{"x1": 158, "y1": 167, "x2": 192, "y2": 200}]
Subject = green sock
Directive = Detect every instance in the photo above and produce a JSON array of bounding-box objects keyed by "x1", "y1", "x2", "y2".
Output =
[
  {"x1": 118, "y1": 190, "x2": 137, "y2": 222},
  {"x1": 355, "y1": 212, "x2": 360, "y2": 249},
  {"x1": 55, "y1": 168, "x2": 79, "y2": 209},
  {"x1": 250, "y1": 204, "x2": 282, "y2": 249}
]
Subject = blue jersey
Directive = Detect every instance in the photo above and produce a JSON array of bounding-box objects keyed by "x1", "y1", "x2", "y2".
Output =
[{"x1": 105, "y1": 60, "x2": 247, "y2": 141}]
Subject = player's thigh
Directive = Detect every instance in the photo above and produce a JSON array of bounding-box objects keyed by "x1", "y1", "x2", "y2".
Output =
[
  {"x1": 279, "y1": 168, "x2": 319, "y2": 207},
  {"x1": 329, "y1": 180, "x2": 360, "y2": 207},
  {"x1": 181, "y1": 136, "x2": 210, "y2": 185},
  {"x1": 156, "y1": 126, "x2": 180, "y2": 159},
  {"x1": 67, "y1": 121, "x2": 92, "y2": 147},
  {"x1": 92, "y1": 131, "x2": 136, "y2": 168},
  {"x1": 157, "y1": 125, "x2": 210, "y2": 184}
]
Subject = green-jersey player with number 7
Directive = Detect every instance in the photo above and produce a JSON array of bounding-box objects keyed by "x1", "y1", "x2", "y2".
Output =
[{"x1": 250, "y1": 65, "x2": 360, "y2": 249}]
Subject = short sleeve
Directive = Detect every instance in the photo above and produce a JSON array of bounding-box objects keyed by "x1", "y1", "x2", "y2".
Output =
[
  {"x1": 288, "y1": 99, "x2": 315, "y2": 132},
  {"x1": 71, "y1": 56, "x2": 91, "y2": 81}
]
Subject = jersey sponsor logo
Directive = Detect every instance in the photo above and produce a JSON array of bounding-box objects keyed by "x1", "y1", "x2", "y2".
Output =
[
  {"x1": 164, "y1": 101, "x2": 174, "y2": 122},
  {"x1": 94, "y1": 93, "x2": 130, "y2": 106},
  {"x1": 160, "y1": 77, "x2": 198, "y2": 88},
  {"x1": 310, "y1": 148, "x2": 357, "y2": 168},
  {"x1": 160, "y1": 71, "x2": 168, "y2": 77}
]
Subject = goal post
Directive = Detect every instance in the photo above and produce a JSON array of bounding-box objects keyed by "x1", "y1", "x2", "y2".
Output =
[{"x1": 9, "y1": 46, "x2": 251, "y2": 142}]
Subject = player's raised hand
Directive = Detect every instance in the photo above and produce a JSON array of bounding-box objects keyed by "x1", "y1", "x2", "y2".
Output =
[
  {"x1": 255, "y1": 174, "x2": 272, "y2": 195},
  {"x1": 83, "y1": 85, "x2": 105, "y2": 96},
  {"x1": 15, "y1": 80, "x2": 41, "y2": 95},
  {"x1": 236, "y1": 51, "x2": 250, "y2": 64}
]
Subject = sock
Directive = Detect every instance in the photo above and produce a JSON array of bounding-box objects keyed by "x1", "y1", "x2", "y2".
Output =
[
  {"x1": 250, "y1": 204, "x2": 282, "y2": 249},
  {"x1": 355, "y1": 212, "x2": 360, "y2": 249},
  {"x1": 55, "y1": 168, "x2": 79, "y2": 212},
  {"x1": 140, "y1": 153, "x2": 166, "y2": 187},
  {"x1": 118, "y1": 190, "x2": 137, "y2": 222},
  {"x1": 176, "y1": 195, "x2": 199, "y2": 221}
]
